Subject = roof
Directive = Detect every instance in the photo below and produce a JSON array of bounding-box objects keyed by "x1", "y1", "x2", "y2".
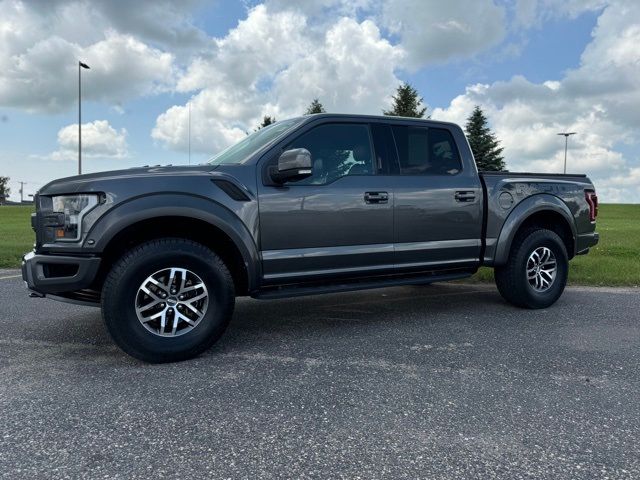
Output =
[{"x1": 296, "y1": 112, "x2": 461, "y2": 129}]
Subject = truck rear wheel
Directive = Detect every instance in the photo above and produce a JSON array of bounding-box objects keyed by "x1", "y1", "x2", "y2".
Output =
[
  {"x1": 494, "y1": 228, "x2": 568, "y2": 309},
  {"x1": 102, "y1": 238, "x2": 235, "y2": 363}
]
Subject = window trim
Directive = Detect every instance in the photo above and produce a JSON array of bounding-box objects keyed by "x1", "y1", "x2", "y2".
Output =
[{"x1": 370, "y1": 123, "x2": 400, "y2": 175}]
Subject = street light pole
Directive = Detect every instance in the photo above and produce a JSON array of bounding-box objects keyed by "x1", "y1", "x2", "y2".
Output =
[
  {"x1": 78, "y1": 61, "x2": 90, "y2": 175},
  {"x1": 557, "y1": 132, "x2": 576, "y2": 174}
]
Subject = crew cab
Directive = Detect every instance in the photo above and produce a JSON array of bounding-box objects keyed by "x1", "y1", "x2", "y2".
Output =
[{"x1": 23, "y1": 114, "x2": 599, "y2": 362}]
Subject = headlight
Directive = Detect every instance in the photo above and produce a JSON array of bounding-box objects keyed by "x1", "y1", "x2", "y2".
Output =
[{"x1": 50, "y1": 194, "x2": 99, "y2": 241}]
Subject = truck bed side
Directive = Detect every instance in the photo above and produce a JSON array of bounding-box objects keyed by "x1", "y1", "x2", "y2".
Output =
[{"x1": 480, "y1": 171, "x2": 598, "y2": 266}]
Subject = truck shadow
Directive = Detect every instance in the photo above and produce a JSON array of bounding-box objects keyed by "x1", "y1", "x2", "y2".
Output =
[
  {"x1": 26, "y1": 284, "x2": 506, "y2": 361},
  {"x1": 211, "y1": 284, "x2": 506, "y2": 353}
]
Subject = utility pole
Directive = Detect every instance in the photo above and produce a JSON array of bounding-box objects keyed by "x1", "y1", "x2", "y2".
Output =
[
  {"x1": 557, "y1": 132, "x2": 576, "y2": 174},
  {"x1": 188, "y1": 102, "x2": 191, "y2": 165},
  {"x1": 78, "y1": 61, "x2": 90, "y2": 175},
  {"x1": 19, "y1": 181, "x2": 24, "y2": 203}
]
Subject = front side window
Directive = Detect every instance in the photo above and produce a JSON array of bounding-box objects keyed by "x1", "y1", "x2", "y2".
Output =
[
  {"x1": 285, "y1": 123, "x2": 375, "y2": 185},
  {"x1": 391, "y1": 126, "x2": 462, "y2": 175}
]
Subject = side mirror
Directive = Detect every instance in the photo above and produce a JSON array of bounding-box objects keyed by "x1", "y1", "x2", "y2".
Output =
[{"x1": 269, "y1": 148, "x2": 312, "y2": 184}]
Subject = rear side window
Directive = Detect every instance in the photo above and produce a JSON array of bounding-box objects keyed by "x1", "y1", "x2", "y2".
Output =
[
  {"x1": 285, "y1": 123, "x2": 374, "y2": 185},
  {"x1": 391, "y1": 126, "x2": 462, "y2": 175}
]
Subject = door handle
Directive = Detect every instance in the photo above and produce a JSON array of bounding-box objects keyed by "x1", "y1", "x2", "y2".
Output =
[
  {"x1": 364, "y1": 191, "x2": 389, "y2": 204},
  {"x1": 455, "y1": 191, "x2": 476, "y2": 202}
]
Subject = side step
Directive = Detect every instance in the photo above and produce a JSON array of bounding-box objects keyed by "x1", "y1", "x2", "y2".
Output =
[{"x1": 252, "y1": 271, "x2": 472, "y2": 300}]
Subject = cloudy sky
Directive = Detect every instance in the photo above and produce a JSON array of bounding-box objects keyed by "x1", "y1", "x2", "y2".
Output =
[{"x1": 1, "y1": 0, "x2": 639, "y2": 202}]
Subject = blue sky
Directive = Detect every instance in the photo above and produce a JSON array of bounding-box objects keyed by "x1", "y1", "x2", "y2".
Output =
[{"x1": 1, "y1": 0, "x2": 638, "y2": 202}]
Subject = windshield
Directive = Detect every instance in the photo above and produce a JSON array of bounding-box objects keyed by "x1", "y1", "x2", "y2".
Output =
[{"x1": 208, "y1": 118, "x2": 302, "y2": 165}]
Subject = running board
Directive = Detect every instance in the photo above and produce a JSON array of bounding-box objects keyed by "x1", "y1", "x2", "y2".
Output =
[{"x1": 252, "y1": 271, "x2": 472, "y2": 300}]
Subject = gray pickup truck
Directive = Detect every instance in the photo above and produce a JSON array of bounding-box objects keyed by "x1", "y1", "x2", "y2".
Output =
[{"x1": 23, "y1": 114, "x2": 599, "y2": 362}]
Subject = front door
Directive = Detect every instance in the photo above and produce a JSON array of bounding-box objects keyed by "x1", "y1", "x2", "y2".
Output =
[{"x1": 257, "y1": 122, "x2": 394, "y2": 283}]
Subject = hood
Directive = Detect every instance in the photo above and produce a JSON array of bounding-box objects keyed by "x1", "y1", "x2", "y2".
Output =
[{"x1": 39, "y1": 164, "x2": 217, "y2": 196}]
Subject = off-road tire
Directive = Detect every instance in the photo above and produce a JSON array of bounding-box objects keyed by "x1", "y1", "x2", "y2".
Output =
[
  {"x1": 102, "y1": 238, "x2": 235, "y2": 363},
  {"x1": 494, "y1": 228, "x2": 568, "y2": 309}
]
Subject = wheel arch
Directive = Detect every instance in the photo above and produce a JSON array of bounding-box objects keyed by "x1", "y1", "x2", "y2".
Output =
[
  {"x1": 493, "y1": 194, "x2": 576, "y2": 266},
  {"x1": 87, "y1": 194, "x2": 260, "y2": 295}
]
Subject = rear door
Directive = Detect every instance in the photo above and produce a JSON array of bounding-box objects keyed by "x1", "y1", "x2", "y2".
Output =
[
  {"x1": 257, "y1": 122, "x2": 395, "y2": 283},
  {"x1": 372, "y1": 123, "x2": 483, "y2": 270}
]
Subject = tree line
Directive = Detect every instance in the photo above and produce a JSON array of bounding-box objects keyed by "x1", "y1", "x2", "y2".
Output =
[{"x1": 258, "y1": 82, "x2": 505, "y2": 171}]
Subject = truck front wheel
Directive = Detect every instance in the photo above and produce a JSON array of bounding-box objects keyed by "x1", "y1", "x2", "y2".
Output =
[
  {"x1": 102, "y1": 238, "x2": 235, "y2": 362},
  {"x1": 494, "y1": 228, "x2": 568, "y2": 309}
]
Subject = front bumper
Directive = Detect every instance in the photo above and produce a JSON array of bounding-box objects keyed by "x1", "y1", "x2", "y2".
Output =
[{"x1": 22, "y1": 251, "x2": 101, "y2": 295}]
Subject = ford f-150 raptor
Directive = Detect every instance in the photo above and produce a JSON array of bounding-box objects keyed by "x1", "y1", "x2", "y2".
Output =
[{"x1": 22, "y1": 114, "x2": 599, "y2": 362}]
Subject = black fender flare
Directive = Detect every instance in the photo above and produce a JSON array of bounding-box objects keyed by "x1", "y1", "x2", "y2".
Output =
[
  {"x1": 493, "y1": 194, "x2": 577, "y2": 266},
  {"x1": 85, "y1": 193, "x2": 261, "y2": 291}
]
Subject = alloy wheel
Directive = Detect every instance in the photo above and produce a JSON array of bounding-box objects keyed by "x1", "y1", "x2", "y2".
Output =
[
  {"x1": 526, "y1": 246, "x2": 557, "y2": 292},
  {"x1": 134, "y1": 267, "x2": 209, "y2": 337}
]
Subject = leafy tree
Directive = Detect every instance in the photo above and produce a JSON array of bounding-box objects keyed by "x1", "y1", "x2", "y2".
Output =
[
  {"x1": 0, "y1": 176, "x2": 9, "y2": 204},
  {"x1": 383, "y1": 82, "x2": 427, "y2": 118},
  {"x1": 305, "y1": 98, "x2": 326, "y2": 115},
  {"x1": 464, "y1": 105, "x2": 505, "y2": 171}
]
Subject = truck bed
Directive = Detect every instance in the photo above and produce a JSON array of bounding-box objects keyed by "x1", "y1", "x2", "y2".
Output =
[{"x1": 478, "y1": 170, "x2": 597, "y2": 266}]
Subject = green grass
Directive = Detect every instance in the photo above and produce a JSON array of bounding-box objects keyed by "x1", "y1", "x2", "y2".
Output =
[
  {"x1": 470, "y1": 204, "x2": 640, "y2": 287},
  {"x1": 0, "y1": 204, "x2": 638, "y2": 285},
  {"x1": 0, "y1": 205, "x2": 35, "y2": 268}
]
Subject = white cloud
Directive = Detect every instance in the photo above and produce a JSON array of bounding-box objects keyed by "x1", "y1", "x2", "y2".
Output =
[
  {"x1": 513, "y1": 0, "x2": 606, "y2": 28},
  {"x1": 86, "y1": 0, "x2": 208, "y2": 51},
  {"x1": 152, "y1": 97, "x2": 247, "y2": 154},
  {"x1": 153, "y1": 5, "x2": 405, "y2": 154},
  {"x1": 154, "y1": 1, "x2": 532, "y2": 155},
  {"x1": 266, "y1": 0, "x2": 374, "y2": 17},
  {"x1": 267, "y1": 0, "x2": 508, "y2": 69},
  {"x1": 0, "y1": 0, "x2": 180, "y2": 113},
  {"x1": 271, "y1": 17, "x2": 404, "y2": 115},
  {"x1": 153, "y1": 5, "x2": 313, "y2": 154},
  {"x1": 380, "y1": 0, "x2": 507, "y2": 68},
  {"x1": 177, "y1": 5, "x2": 311, "y2": 94},
  {"x1": 1, "y1": 0, "x2": 207, "y2": 52},
  {"x1": 433, "y1": 1, "x2": 640, "y2": 202},
  {"x1": 0, "y1": 31, "x2": 175, "y2": 113},
  {"x1": 48, "y1": 120, "x2": 128, "y2": 161}
]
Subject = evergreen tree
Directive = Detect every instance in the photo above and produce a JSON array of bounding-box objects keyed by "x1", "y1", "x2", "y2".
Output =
[
  {"x1": 464, "y1": 105, "x2": 505, "y2": 171},
  {"x1": 305, "y1": 98, "x2": 326, "y2": 115},
  {"x1": 383, "y1": 82, "x2": 427, "y2": 118},
  {"x1": 255, "y1": 115, "x2": 276, "y2": 131},
  {"x1": 0, "y1": 176, "x2": 9, "y2": 204}
]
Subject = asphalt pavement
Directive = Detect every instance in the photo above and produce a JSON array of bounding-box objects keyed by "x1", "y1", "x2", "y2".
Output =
[{"x1": 1, "y1": 268, "x2": 639, "y2": 479}]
